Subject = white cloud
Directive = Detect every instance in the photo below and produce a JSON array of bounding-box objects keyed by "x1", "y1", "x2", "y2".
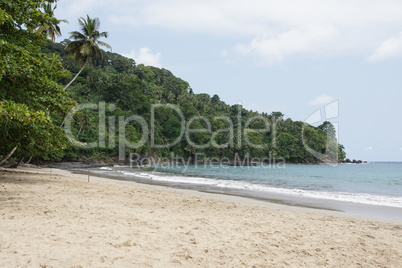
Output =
[
  {"x1": 234, "y1": 26, "x2": 341, "y2": 64},
  {"x1": 368, "y1": 32, "x2": 402, "y2": 61},
  {"x1": 123, "y1": 48, "x2": 162, "y2": 67},
  {"x1": 58, "y1": 0, "x2": 104, "y2": 16},
  {"x1": 308, "y1": 94, "x2": 335, "y2": 106},
  {"x1": 106, "y1": 0, "x2": 402, "y2": 37},
  {"x1": 399, "y1": 147, "x2": 402, "y2": 151},
  {"x1": 365, "y1": 146, "x2": 374, "y2": 151},
  {"x1": 57, "y1": 0, "x2": 402, "y2": 63}
]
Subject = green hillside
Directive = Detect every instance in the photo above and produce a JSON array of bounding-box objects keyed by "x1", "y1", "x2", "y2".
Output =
[
  {"x1": 0, "y1": 0, "x2": 345, "y2": 166},
  {"x1": 40, "y1": 42, "x2": 346, "y2": 164}
]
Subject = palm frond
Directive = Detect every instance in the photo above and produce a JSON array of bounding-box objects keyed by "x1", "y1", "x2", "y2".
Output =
[
  {"x1": 97, "y1": 40, "x2": 112, "y2": 50},
  {"x1": 37, "y1": 2, "x2": 67, "y2": 42},
  {"x1": 66, "y1": 15, "x2": 111, "y2": 66},
  {"x1": 68, "y1": 31, "x2": 87, "y2": 41}
]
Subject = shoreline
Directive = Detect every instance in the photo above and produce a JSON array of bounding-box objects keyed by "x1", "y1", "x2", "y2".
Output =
[
  {"x1": 25, "y1": 166, "x2": 402, "y2": 224},
  {"x1": 1, "y1": 167, "x2": 402, "y2": 266},
  {"x1": 71, "y1": 166, "x2": 402, "y2": 221}
]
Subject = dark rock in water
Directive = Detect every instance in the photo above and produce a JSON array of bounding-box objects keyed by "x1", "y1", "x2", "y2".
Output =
[{"x1": 341, "y1": 158, "x2": 366, "y2": 164}]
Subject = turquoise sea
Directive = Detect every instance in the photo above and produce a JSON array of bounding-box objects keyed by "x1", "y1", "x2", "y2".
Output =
[{"x1": 90, "y1": 162, "x2": 402, "y2": 219}]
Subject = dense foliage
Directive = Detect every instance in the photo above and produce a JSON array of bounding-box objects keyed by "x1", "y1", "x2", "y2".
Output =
[
  {"x1": 41, "y1": 42, "x2": 346, "y2": 164},
  {"x1": 0, "y1": 0, "x2": 346, "y2": 165},
  {"x1": 0, "y1": 0, "x2": 74, "y2": 164}
]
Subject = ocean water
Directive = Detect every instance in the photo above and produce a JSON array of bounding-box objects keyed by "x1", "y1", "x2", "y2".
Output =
[{"x1": 91, "y1": 162, "x2": 402, "y2": 218}]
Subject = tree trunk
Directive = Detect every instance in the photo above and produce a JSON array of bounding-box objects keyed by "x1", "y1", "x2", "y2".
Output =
[
  {"x1": 59, "y1": 56, "x2": 89, "y2": 127},
  {"x1": 63, "y1": 56, "x2": 89, "y2": 91},
  {"x1": 0, "y1": 145, "x2": 18, "y2": 166},
  {"x1": 26, "y1": 156, "x2": 33, "y2": 164},
  {"x1": 10, "y1": 157, "x2": 24, "y2": 168}
]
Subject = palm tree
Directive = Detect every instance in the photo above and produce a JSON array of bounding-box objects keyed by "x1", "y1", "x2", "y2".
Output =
[
  {"x1": 63, "y1": 15, "x2": 111, "y2": 91},
  {"x1": 36, "y1": 3, "x2": 68, "y2": 42}
]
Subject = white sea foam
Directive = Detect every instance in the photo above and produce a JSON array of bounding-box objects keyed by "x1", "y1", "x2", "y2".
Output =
[
  {"x1": 99, "y1": 167, "x2": 112, "y2": 170},
  {"x1": 119, "y1": 171, "x2": 402, "y2": 208}
]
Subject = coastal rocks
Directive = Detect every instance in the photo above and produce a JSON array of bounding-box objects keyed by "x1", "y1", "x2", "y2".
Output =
[
  {"x1": 129, "y1": 155, "x2": 150, "y2": 167},
  {"x1": 342, "y1": 158, "x2": 366, "y2": 164},
  {"x1": 47, "y1": 161, "x2": 110, "y2": 169},
  {"x1": 43, "y1": 156, "x2": 123, "y2": 169}
]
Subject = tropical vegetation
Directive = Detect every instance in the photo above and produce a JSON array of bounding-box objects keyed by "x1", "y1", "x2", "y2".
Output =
[
  {"x1": 0, "y1": 0, "x2": 74, "y2": 166},
  {"x1": 42, "y1": 41, "x2": 346, "y2": 164},
  {"x1": 63, "y1": 15, "x2": 111, "y2": 91},
  {"x1": 0, "y1": 0, "x2": 346, "y2": 166},
  {"x1": 35, "y1": 2, "x2": 68, "y2": 42}
]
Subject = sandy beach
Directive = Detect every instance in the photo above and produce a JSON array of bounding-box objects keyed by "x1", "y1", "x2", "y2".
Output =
[{"x1": 1, "y1": 168, "x2": 401, "y2": 267}]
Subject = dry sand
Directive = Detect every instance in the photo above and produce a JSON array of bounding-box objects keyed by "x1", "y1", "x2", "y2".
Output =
[{"x1": 0, "y1": 167, "x2": 401, "y2": 267}]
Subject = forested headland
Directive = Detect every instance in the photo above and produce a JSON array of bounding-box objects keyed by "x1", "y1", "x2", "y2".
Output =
[{"x1": 0, "y1": 1, "x2": 346, "y2": 167}]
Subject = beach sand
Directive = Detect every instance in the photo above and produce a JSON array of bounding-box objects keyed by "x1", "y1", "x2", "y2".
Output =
[{"x1": 0, "y1": 168, "x2": 401, "y2": 267}]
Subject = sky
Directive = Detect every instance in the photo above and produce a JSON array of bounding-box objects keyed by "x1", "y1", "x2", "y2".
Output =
[{"x1": 54, "y1": 0, "x2": 402, "y2": 161}]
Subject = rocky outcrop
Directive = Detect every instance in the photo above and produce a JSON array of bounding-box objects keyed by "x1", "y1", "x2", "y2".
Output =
[{"x1": 342, "y1": 158, "x2": 365, "y2": 164}]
